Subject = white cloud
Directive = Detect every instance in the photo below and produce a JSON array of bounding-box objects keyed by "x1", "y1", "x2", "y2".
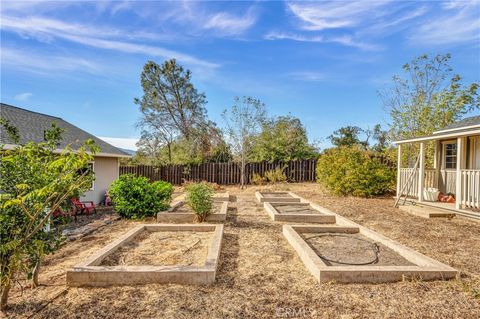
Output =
[
  {"x1": 411, "y1": 0, "x2": 480, "y2": 45},
  {"x1": 1, "y1": 16, "x2": 219, "y2": 69},
  {"x1": 264, "y1": 31, "x2": 382, "y2": 51},
  {"x1": 99, "y1": 137, "x2": 139, "y2": 151},
  {"x1": 265, "y1": 31, "x2": 324, "y2": 42},
  {"x1": 288, "y1": 71, "x2": 326, "y2": 82},
  {"x1": 1, "y1": 47, "x2": 101, "y2": 75},
  {"x1": 204, "y1": 10, "x2": 257, "y2": 35},
  {"x1": 287, "y1": 1, "x2": 392, "y2": 31},
  {"x1": 14, "y1": 92, "x2": 33, "y2": 101}
]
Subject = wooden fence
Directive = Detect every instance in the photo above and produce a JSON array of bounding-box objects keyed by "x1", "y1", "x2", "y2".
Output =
[{"x1": 120, "y1": 159, "x2": 317, "y2": 185}]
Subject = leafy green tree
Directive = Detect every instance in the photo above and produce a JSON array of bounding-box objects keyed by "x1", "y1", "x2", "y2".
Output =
[
  {"x1": 328, "y1": 126, "x2": 364, "y2": 148},
  {"x1": 381, "y1": 53, "x2": 479, "y2": 141},
  {"x1": 250, "y1": 115, "x2": 318, "y2": 162},
  {"x1": 372, "y1": 124, "x2": 390, "y2": 153},
  {"x1": 0, "y1": 123, "x2": 96, "y2": 310},
  {"x1": 222, "y1": 96, "x2": 267, "y2": 188}
]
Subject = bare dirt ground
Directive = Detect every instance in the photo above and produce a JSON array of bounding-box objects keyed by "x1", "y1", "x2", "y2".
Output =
[
  {"x1": 101, "y1": 231, "x2": 212, "y2": 266},
  {"x1": 4, "y1": 183, "x2": 480, "y2": 319}
]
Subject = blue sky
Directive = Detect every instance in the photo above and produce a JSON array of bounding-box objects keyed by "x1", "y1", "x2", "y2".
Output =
[{"x1": 1, "y1": 0, "x2": 479, "y2": 150}]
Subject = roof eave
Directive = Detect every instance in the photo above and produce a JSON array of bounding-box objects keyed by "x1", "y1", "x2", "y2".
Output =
[
  {"x1": 1, "y1": 143, "x2": 131, "y2": 158},
  {"x1": 393, "y1": 128, "x2": 480, "y2": 145}
]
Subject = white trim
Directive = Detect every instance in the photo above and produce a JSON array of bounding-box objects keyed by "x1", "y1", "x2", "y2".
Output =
[
  {"x1": 393, "y1": 129, "x2": 480, "y2": 144},
  {"x1": 1, "y1": 143, "x2": 130, "y2": 158},
  {"x1": 441, "y1": 140, "x2": 457, "y2": 170},
  {"x1": 434, "y1": 123, "x2": 480, "y2": 134}
]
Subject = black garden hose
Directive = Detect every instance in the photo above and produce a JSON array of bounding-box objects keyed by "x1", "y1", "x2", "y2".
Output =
[{"x1": 305, "y1": 234, "x2": 380, "y2": 266}]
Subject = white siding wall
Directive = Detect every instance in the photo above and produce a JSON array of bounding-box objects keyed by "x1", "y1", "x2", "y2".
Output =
[{"x1": 81, "y1": 156, "x2": 119, "y2": 204}]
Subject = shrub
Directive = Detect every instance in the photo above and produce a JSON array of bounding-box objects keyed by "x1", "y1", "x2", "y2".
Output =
[
  {"x1": 109, "y1": 175, "x2": 173, "y2": 219},
  {"x1": 264, "y1": 166, "x2": 287, "y2": 184},
  {"x1": 151, "y1": 180, "x2": 174, "y2": 210},
  {"x1": 316, "y1": 147, "x2": 395, "y2": 197},
  {"x1": 250, "y1": 172, "x2": 266, "y2": 185},
  {"x1": 185, "y1": 182, "x2": 214, "y2": 222},
  {"x1": 182, "y1": 180, "x2": 223, "y2": 191}
]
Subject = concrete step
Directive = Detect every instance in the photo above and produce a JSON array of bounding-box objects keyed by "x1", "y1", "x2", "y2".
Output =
[{"x1": 398, "y1": 204, "x2": 456, "y2": 219}]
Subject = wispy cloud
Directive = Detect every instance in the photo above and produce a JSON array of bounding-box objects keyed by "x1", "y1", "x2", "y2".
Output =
[
  {"x1": 204, "y1": 10, "x2": 257, "y2": 36},
  {"x1": 411, "y1": 0, "x2": 480, "y2": 45},
  {"x1": 264, "y1": 31, "x2": 382, "y2": 51},
  {"x1": 287, "y1": 1, "x2": 392, "y2": 31},
  {"x1": 14, "y1": 92, "x2": 33, "y2": 101},
  {"x1": 1, "y1": 15, "x2": 219, "y2": 69},
  {"x1": 1, "y1": 47, "x2": 101, "y2": 75},
  {"x1": 288, "y1": 71, "x2": 326, "y2": 82},
  {"x1": 265, "y1": 31, "x2": 324, "y2": 42}
]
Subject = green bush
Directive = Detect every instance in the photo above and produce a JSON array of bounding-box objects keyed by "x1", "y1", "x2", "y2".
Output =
[
  {"x1": 109, "y1": 174, "x2": 173, "y2": 219},
  {"x1": 185, "y1": 182, "x2": 214, "y2": 222},
  {"x1": 316, "y1": 147, "x2": 395, "y2": 197},
  {"x1": 264, "y1": 166, "x2": 287, "y2": 184}
]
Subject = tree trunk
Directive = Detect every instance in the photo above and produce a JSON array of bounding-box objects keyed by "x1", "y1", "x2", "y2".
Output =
[
  {"x1": 32, "y1": 259, "x2": 40, "y2": 288},
  {"x1": 167, "y1": 143, "x2": 172, "y2": 164},
  {"x1": 240, "y1": 157, "x2": 245, "y2": 189},
  {"x1": 0, "y1": 271, "x2": 13, "y2": 311}
]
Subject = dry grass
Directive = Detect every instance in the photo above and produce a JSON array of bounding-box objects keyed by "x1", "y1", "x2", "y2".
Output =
[{"x1": 4, "y1": 183, "x2": 480, "y2": 318}]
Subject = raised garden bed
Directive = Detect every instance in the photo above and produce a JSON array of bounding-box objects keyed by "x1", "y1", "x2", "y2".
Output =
[
  {"x1": 157, "y1": 201, "x2": 228, "y2": 223},
  {"x1": 284, "y1": 223, "x2": 457, "y2": 283},
  {"x1": 170, "y1": 191, "x2": 233, "y2": 203},
  {"x1": 66, "y1": 224, "x2": 223, "y2": 286},
  {"x1": 213, "y1": 191, "x2": 234, "y2": 202},
  {"x1": 255, "y1": 191, "x2": 302, "y2": 203},
  {"x1": 264, "y1": 202, "x2": 336, "y2": 223}
]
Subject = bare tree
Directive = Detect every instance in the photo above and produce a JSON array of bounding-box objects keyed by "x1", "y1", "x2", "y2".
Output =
[{"x1": 222, "y1": 96, "x2": 267, "y2": 188}]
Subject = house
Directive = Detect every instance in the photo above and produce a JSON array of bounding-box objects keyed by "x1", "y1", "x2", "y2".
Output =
[
  {"x1": 394, "y1": 115, "x2": 480, "y2": 219},
  {"x1": 0, "y1": 103, "x2": 130, "y2": 204}
]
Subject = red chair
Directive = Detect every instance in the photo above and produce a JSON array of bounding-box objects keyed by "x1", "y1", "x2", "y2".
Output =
[{"x1": 71, "y1": 198, "x2": 97, "y2": 215}]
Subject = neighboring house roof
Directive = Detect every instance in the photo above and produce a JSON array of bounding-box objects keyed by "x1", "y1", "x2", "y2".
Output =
[
  {"x1": 1, "y1": 103, "x2": 130, "y2": 157},
  {"x1": 394, "y1": 115, "x2": 480, "y2": 144}
]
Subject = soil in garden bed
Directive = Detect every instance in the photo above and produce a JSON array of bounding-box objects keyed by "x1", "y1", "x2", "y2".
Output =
[
  {"x1": 302, "y1": 232, "x2": 415, "y2": 267},
  {"x1": 172, "y1": 202, "x2": 223, "y2": 214},
  {"x1": 262, "y1": 192, "x2": 292, "y2": 198},
  {"x1": 273, "y1": 204, "x2": 321, "y2": 215},
  {"x1": 101, "y1": 230, "x2": 212, "y2": 266}
]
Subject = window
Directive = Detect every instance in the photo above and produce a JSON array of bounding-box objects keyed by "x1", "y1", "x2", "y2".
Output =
[{"x1": 444, "y1": 143, "x2": 457, "y2": 169}]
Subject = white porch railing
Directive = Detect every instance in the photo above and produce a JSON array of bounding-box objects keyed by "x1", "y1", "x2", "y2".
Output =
[
  {"x1": 398, "y1": 168, "x2": 438, "y2": 198},
  {"x1": 461, "y1": 170, "x2": 480, "y2": 209}
]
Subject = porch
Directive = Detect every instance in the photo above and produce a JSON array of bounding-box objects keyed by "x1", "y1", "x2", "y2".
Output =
[
  {"x1": 397, "y1": 167, "x2": 480, "y2": 211},
  {"x1": 394, "y1": 119, "x2": 480, "y2": 218}
]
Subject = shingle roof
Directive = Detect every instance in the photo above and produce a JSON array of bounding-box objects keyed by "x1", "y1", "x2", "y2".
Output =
[
  {"x1": 1, "y1": 103, "x2": 129, "y2": 157},
  {"x1": 435, "y1": 115, "x2": 480, "y2": 132}
]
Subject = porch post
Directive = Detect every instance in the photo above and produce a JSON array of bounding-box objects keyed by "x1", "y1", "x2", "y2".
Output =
[
  {"x1": 396, "y1": 144, "x2": 402, "y2": 198},
  {"x1": 418, "y1": 142, "x2": 425, "y2": 202},
  {"x1": 455, "y1": 137, "x2": 463, "y2": 210},
  {"x1": 434, "y1": 140, "x2": 441, "y2": 189}
]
